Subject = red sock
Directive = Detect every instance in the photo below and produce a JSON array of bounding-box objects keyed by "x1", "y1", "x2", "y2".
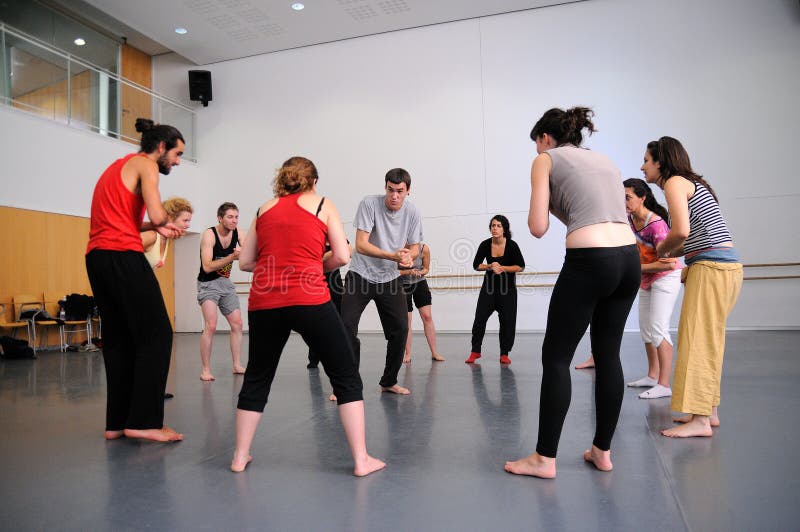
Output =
[
  {"x1": 499, "y1": 354, "x2": 511, "y2": 365},
  {"x1": 465, "y1": 351, "x2": 481, "y2": 363}
]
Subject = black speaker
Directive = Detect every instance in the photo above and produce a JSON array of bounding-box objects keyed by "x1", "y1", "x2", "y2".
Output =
[{"x1": 188, "y1": 70, "x2": 212, "y2": 107}]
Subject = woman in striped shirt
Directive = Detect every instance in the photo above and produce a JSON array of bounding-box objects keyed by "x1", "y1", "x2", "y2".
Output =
[{"x1": 642, "y1": 136, "x2": 743, "y2": 438}]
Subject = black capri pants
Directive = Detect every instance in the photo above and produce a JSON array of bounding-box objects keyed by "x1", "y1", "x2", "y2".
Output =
[
  {"x1": 238, "y1": 301, "x2": 363, "y2": 411},
  {"x1": 536, "y1": 245, "x2": 640, "y2": 458}
]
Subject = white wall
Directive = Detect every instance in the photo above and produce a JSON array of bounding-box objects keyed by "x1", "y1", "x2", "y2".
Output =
[
  {"x1": 154, "y1": 0, "x2": 800, "y2": 332},
  {"x1": 0, "y1": 106, "x2": 207, "y2": 218},
  {"x1": 21, "y1": 0, "x2": 795, "y2": 333}
]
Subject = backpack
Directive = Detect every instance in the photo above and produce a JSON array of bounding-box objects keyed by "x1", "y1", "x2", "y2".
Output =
[{"x1": 62, "y1": 294, "x2": 95, "y2": 321}]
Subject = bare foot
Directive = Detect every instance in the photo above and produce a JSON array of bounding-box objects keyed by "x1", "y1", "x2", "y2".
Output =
[
  {"x1": 200, "y1": 370, "x2": 216, "y2": 381},
  {"x1": 105, "y1": 430, "x2": 124, "y2": 440},
  {"x1": 353, "y1": 455, "x2": 386, "y2": 477},
  {"x1": 583, "y1": 446, "x2": 613, "y2": 471},
  {"x1": 674, "y1": 414, "x2": 720, "y2": 427},
  {"x1": 381, "y1": 384, "x2": 410, "y2": 395},
  {"x1": 403, "y1": 353, "x2": 411, "y2": 364},
  {"x1": 661, "y1": 416, "x2": 713, "y2": 438},
  {"x1": 575, "y1": 355, "x2": 595, "y2": 369},
  {"x1": 431, "y1": 352, "x2": 445, "y2": 362},
  {"x1": 329, "y1": 393, "x2": 337, "y2": 402},
  {"x1": 232, "y1": 365, "x2": 246, "y2": 375},
  {"x1": 123, "y1": 426, "x2": 184, "y2": 442},
  {"x1": 504, "y1": 452, "x2": 556, "y2": 479},
  {"x1": 230, "y1": 453, "x2": 253, "y2": 473}
]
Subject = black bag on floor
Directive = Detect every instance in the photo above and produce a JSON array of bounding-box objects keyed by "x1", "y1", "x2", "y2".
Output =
[{"x1": 0, "y1": 335, "x2": 36, "y2": 359}]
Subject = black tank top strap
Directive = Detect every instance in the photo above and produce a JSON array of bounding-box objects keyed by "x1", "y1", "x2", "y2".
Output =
[{"x1": 315, "y1": 197, "x2": 326, "y2": 217}]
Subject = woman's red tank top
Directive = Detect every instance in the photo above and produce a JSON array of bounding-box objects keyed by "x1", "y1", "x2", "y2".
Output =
[{"x1": 248, "y1": 193, "x2": 331, "y2": 310}]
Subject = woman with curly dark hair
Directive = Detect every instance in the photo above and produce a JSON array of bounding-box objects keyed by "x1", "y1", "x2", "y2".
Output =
[{"x1": 505, "y1": 107, "x2": 639, "y2": 478}]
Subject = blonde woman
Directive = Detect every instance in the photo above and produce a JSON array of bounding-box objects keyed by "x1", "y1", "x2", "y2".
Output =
[{"x1": 142, "y1": 197, "x2": 193, "y2": 269}]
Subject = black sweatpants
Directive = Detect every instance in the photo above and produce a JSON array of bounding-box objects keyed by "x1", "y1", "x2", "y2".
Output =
[
  {"x1": 340, "y1": 271, "x2": 408, "y2": 388},
  {"x1": 471, "y1": 284, "x2": 518, "y2": 356},
  {"x1": 308, "y1": 269, "x2": 344, "y2": 366},
  {"x1": 536, "y1": 245, "x2": 640, "y2": 458},
  {"x1": 85, "y1": 249, "x2": 173, "y2": 431},
  {"x1": 238, "y1": 302, "x2": 363, "y2": 411}
]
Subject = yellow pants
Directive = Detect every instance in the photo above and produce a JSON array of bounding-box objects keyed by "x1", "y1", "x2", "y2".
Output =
[{"x1": 671, "y1": 260, "x2": 743, "y2": 416}]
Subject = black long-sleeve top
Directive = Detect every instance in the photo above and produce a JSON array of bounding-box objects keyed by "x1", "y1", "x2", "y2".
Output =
[{"x1": 472, "y1": 238, "x2": 525, "y2": 294}]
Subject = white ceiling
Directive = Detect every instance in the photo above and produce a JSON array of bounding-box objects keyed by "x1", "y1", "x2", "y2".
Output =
[{"x1": 79, "y1": 0, "x2": 584, "y2": 65}]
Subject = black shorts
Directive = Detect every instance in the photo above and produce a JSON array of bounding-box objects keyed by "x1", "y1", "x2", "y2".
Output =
[{"x1": 403, "y1": 279, "x2": 432, "y2": 312}]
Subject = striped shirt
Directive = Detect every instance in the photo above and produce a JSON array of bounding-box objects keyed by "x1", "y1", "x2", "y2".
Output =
[{"x1": 684, "y1": 181, "x2": 732, "y2": 254}]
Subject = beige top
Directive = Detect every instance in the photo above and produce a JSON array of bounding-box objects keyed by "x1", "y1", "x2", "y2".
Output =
[
  {"x1": 144, "y1": 232, "x2": 169, "y2": 269},
  {"x1": 546, "y1": 145, "x2": 628, "y2": 235}
]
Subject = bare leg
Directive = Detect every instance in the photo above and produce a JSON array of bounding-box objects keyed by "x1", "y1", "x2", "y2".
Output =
[
  {"x1": 655, "y1": 339, "x2": 672, "y2": 388},
  {"x1": 231, "y1": 409, "x2": 261, "y2": 472},
  {"x1": 583, "y1": 445, "x2": 613, "y2": 471},
  {"x1": 403, "y1": 312, "x2": 413, "y2": 364},
  {"x1": 200, "y1": 300, "x2": 218, "y2": 381},
  {"x1": 419, "y1": 306, "x2": 444, "y2": 361},
  {"x1": 575, "y1": 354, "x2": 595, "y2": 369},
  {"x1": 674, "y1": 406, "x2": 720, "y2": 427},
  {"x1": 504, "y1": 452, "x2": 556, "y2": 479},
  {"x1": 338, "y1": 400, "x2": 386, "y2": 477},
  {"x1": 645, "y1": 342, "x2": 660, "y2": 380},
  {"x1": 381, "y1": 384, "x2": 410, "y2": 395},
  {"x1": 662, "y1": 413, "x2": 713, "y2": 437},
  {"x1": 226, "y1": 310, "x2": 245, "y2": 374},
  {"x1": 105, "y1": 430, "x2": 124, "y2": 440},
  {"x1": 124, "y1": 426, "x2": 183, "y2": 442}
]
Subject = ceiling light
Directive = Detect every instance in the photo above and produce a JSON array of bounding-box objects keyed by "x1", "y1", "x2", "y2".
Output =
[
  {"x1": 175, "y1": 27, "x2": 188, "y2": 35},
  {"x1": 74, "y1": 38, "x2": 86, "y2": 46},
  {"x1": 291, "y1": 3, "x2": 305, "y2": 11}
]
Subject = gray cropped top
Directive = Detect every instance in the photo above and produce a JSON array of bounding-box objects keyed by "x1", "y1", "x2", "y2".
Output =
[{"x1": 546, "y1": 145, "x2": 628, "y2": 234}]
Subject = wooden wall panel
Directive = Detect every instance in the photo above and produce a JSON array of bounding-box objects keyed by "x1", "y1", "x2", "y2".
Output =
[
  {"x1": 120, "y1": 44, "x2": 152, "y2": 143},
  {"x1": 0, "y1": 207, "x2": 175, "y2": 348}
]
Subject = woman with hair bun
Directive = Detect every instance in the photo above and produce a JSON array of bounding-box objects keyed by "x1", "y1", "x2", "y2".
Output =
[
  {"x1": 622, "y1": 178, "x2": 683, "y2": 398},
  {"x1": 232, "y1": 156, "x2": 385, "y2": 476},
  {"x1": 465, "y1": 215, "x2": 525, "y2": 365},
  {"x1": 575, "y1": 179, "x2": 683, "y2": 399},
  {"x1": 643, "y1": 137, "x2": 742, "y2": 438},
  {"x1": 505, "y1": 107, "x2": 640, "y2": 478}
]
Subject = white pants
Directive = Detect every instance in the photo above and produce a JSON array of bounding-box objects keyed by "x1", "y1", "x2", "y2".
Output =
[{"x1": 638, "y1": 269, "x2": 682, "y2": 347}]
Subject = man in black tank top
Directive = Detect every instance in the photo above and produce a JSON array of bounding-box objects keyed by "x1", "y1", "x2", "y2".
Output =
[{"x1": 197, "y1": 202, "x2": 246, "y2": 381}]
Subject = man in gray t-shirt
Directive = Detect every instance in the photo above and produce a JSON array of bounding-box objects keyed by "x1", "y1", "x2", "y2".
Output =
[{"x1": 341, "y1": 168, "x2": 423, "y2": 395}]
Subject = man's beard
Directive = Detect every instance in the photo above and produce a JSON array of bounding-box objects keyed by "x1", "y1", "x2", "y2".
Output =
[{"x1": 157, "y1": 154, "x2": 171, "y2": 175}]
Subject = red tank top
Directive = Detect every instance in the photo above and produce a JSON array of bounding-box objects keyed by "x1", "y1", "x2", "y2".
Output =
[
  {"x1": 248, "y1": 193, "x2": 331, "y2": 310},
  {"x1": 86, "y1": 153, "x2": 147, "y2": 254}
]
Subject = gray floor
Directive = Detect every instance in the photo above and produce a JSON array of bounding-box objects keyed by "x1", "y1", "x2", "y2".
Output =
[{"x1": 0, "y1": 330, "x2": 797, "y2": 531}]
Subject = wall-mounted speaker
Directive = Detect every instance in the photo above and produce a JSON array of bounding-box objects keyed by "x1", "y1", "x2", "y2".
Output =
[{"x1": 188, "y1": 70, "x2": 212, "y2": 107}]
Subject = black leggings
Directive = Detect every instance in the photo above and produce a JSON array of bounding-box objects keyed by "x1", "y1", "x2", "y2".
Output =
[
  {"x1": 536, "y1": 245, "x2": 640, "y2": 457},
  {"x1": 238, "y1": 302, "x2": 363, "y2": 411},
  {"x1": 86, "y1": 250, "x2": 173, "y2": 431},
  {"x1": 471, "y1": 285, "x2": 517, "y2": 355}
]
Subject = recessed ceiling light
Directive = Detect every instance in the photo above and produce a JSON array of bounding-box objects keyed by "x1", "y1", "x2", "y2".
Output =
[
  {"x1": 175, "y1": 27, "x2": 188, "y2": 35},
  {"x1": 74, "y1": 38, "x2": 86, "y2": 46},
  {"x1": 291, "y1": 3, "x2": 305, "y2": 11}
]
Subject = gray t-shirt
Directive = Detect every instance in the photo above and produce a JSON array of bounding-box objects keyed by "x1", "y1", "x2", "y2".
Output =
[
  {"x1": 349, "y1": 195, "x2": 423, "y2": 283},
  {"x1": 546, "y1": 145, "x2": 628, "y2": 234}
]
